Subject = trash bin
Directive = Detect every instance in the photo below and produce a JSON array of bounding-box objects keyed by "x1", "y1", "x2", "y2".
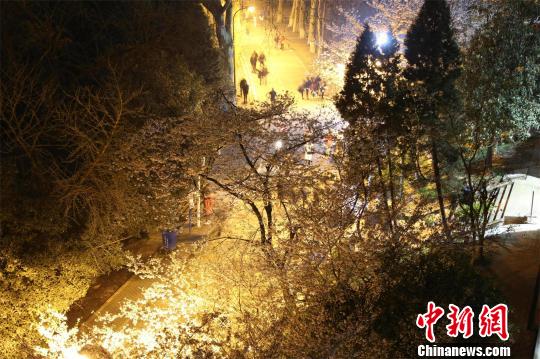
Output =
[{"x1": 162, "y1": 230, "x2": 177, "y2": 250}]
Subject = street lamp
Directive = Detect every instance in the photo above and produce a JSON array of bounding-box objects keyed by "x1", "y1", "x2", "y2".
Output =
[
  {"x1": 375, "y1": 32, "x2": 389, "y2": 47},
  {"x1": 232, "y1": 5, "x2": 255, "y2": 96}
]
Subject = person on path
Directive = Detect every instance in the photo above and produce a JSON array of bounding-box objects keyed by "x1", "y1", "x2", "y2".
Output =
[
  {"x1": 312, "y1": 76, "x2": 321, "y2": 97},
  {"x1": 250, "y1": 51, "x2": 258, "y2": 73},
  {"x1": 239, "y1": 78, "x2": 249, "y2": 104},
  {"x1": 258, "y1": 66, "x2": 269, "y2": 85},
  {"x1": 304, "y1": 78, "x2": 312, "y2": 99},
  {"x1": 258, "y1": 52, "x2": 266, "y2": 67},
  {"x1": 297, "y1": 85, "x2": 305, "y2": 99},
  {"x1": 319, "y1": 80, "x2": 326, "y2": 99},
  {"x1": 269, "y1": 88, "x2": 277, "y2": 103}
]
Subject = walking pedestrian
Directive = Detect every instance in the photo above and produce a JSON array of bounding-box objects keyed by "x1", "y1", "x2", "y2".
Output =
[
  {"x1": 258, "y1": 66, "x2": 268, "y2": 85},
  {"x1": 269, "y1": 88, "x2": 277, "y2": 103},
  {"x1": 319, "y1": 80, "x2": 326, "y2": 99},
  {"x1": 297, "y1": 85, "x2": 305, "y2": 99},
  {"x1": 239, "y1": 78, "x2": 249, "y2": 104},
  {"x1": 304, "y1": 78, "x2": 312, "y2": 99},
  {"x1": 312, "y1": 75, "x2": 321, "y2": 98},
  {"x1": 250, "y1": 51, "x2": 258, "y2": 73},
  {"x1": 258, "y1": 52, "x2": 266, "y2": 67}
]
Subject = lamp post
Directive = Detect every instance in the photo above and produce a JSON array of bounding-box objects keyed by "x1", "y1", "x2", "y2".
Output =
[{"x1": 232, "y1": 5, "x2": 255, "y2": 96}]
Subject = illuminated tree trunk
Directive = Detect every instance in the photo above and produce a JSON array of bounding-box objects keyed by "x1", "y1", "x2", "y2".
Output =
[
  {"x1": 292, "y1": 0, "x2": 300, "y2": 32},
  {"x1": 288, "y1": 0, "x2": 298, "y2": 28},
  {"x1": 202, "y1": 0, "x2": 233, "y2": 83},
  {"x1": 298, "y1": 0, "x2": 306, "y2": 38},
  {"x1": 307, "y1": 0, "x2": 317, "y2": 52},
  {"x1": 316, "y1": 0, "x2": 325, "y2": 55},
  {"x1": 276, "y1": 0, "x2": 284, "y2": 23},
  {"x1": 386, "y1": 143, "x2": 396, "y2": 214}
]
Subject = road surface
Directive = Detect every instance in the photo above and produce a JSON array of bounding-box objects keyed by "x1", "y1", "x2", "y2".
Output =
[{"x1": 234, "y1": 11, "x2": 332, "y2": 110}]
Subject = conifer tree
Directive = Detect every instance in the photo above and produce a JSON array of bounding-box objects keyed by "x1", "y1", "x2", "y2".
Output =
[
  {"x1": 336, "y1": 25, "x2": 405, "y2": 231},
  {"x1": 335, "y1": 24, "x2": 378, "y2": 124},
  {"x1": 404, "y1": 0, "x2": 460, "y2": 239}
]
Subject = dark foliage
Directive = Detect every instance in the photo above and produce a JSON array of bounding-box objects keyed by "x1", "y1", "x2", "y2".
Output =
[{"x1": 0, "y1": 1, "x2": 225, "y2": 355}]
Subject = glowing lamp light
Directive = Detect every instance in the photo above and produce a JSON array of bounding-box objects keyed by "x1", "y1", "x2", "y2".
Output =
[
  {"x1": 275, "y1": 140, "x2": 283, "y2": 150},
  {"x1": 247, "y1": 6, "x2": 255, "y2": 13},
  {"x1": 375, "y1": 32, "x2": 389, "y2": 47},
  {"x1": 62, "y1": 347, "x2": 88, "y2": 359}
]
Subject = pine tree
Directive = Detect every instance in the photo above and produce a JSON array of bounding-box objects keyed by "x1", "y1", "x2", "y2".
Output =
[
  {"x1": 404, "y1": 0, "x2": 460, "y2": 240},
  {"x1": 335, "y1": 24, "x2": 378, "y2": 124},
  {"x1": 336, "y1": 25, "x2": 405, "y2": 232}
]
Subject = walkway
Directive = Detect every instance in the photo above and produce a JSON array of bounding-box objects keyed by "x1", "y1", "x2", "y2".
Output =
[
  {"x1": 234, "y1": 7, "x2": 332, "y2": 109},
  {"x1": 496, "y1": 132, "x2": 540, "y2": 178},
  {"x1": 81, "y1": 225, "x2": 214, "y2": 331},
  {"x1": 487, "y1": 231, "x2": 540, "y2": 358},
  {"x1": 66, "y1": 232, "x2": 164, "y2": 327}
]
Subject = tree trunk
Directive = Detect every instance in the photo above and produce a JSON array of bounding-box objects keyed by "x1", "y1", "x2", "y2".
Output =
[
  {"x1": 211, "y1": 14, "x2": 234, "y2": 87},
  {"x1": 202, "y1": 0, "x2": 234, "y2": 86},
  {"x1": 399, "y1": 150, "x2": 406, "y2": 198},
  {"x1": 276, "y1": 0, "x2": 284, "y2": 23},
  {"x1": 288, "y1": 0, "x2": 298, "y2": 28},
  {"x1": 387, "y1": 145, "x2": 396, "y2": 214},
  {"x1": 292, "y1": 0, "x2": 299, "y2": 32},
  {"x1": 307, "y1": 0, "x2": 317, "y2": 52},
  {"x1": 279, "y1": 270, "x2": 297, "y2": 313},
  {"x1": 316, "y1": 0, "x2": 325, "y2": 55},
  {"x1": 252, "y1": 203, "x2": 269, "y2": 245},
  {"x1": 431, "y1": 140, "x2": 451, "y2": 239},
  {"x1": 225, "y1": 4, "x2": 233, "y2": 84},
  {"x1": 298, "y1": 0, "x2": 306, "y2": 38},
  {"x1": 265, "y1": 202, "x2": 273, "y2": 245},
  {"x1": 377, "y1": 155, "x2": 394, "y2": 233}
]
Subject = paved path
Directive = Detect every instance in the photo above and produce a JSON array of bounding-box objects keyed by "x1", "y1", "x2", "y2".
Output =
[
  {"x1": 81, "y1": 225, "x2": 213, "y2": 331},
  {"x1": 498, "y1": 133, "x2": 540, "y2": 177},
  {"x1": 487, "y1": 231, "x2": 540, "y2": 358},
  {"x1": 79, "y1": 2, "x2": 342, "y2": 335},
  {"x1": 66, "y1": 232, "x2": 164, "y2": 327},
  {"x1": 234, "y1": 9, "x2": 332, "y2": 109}
]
